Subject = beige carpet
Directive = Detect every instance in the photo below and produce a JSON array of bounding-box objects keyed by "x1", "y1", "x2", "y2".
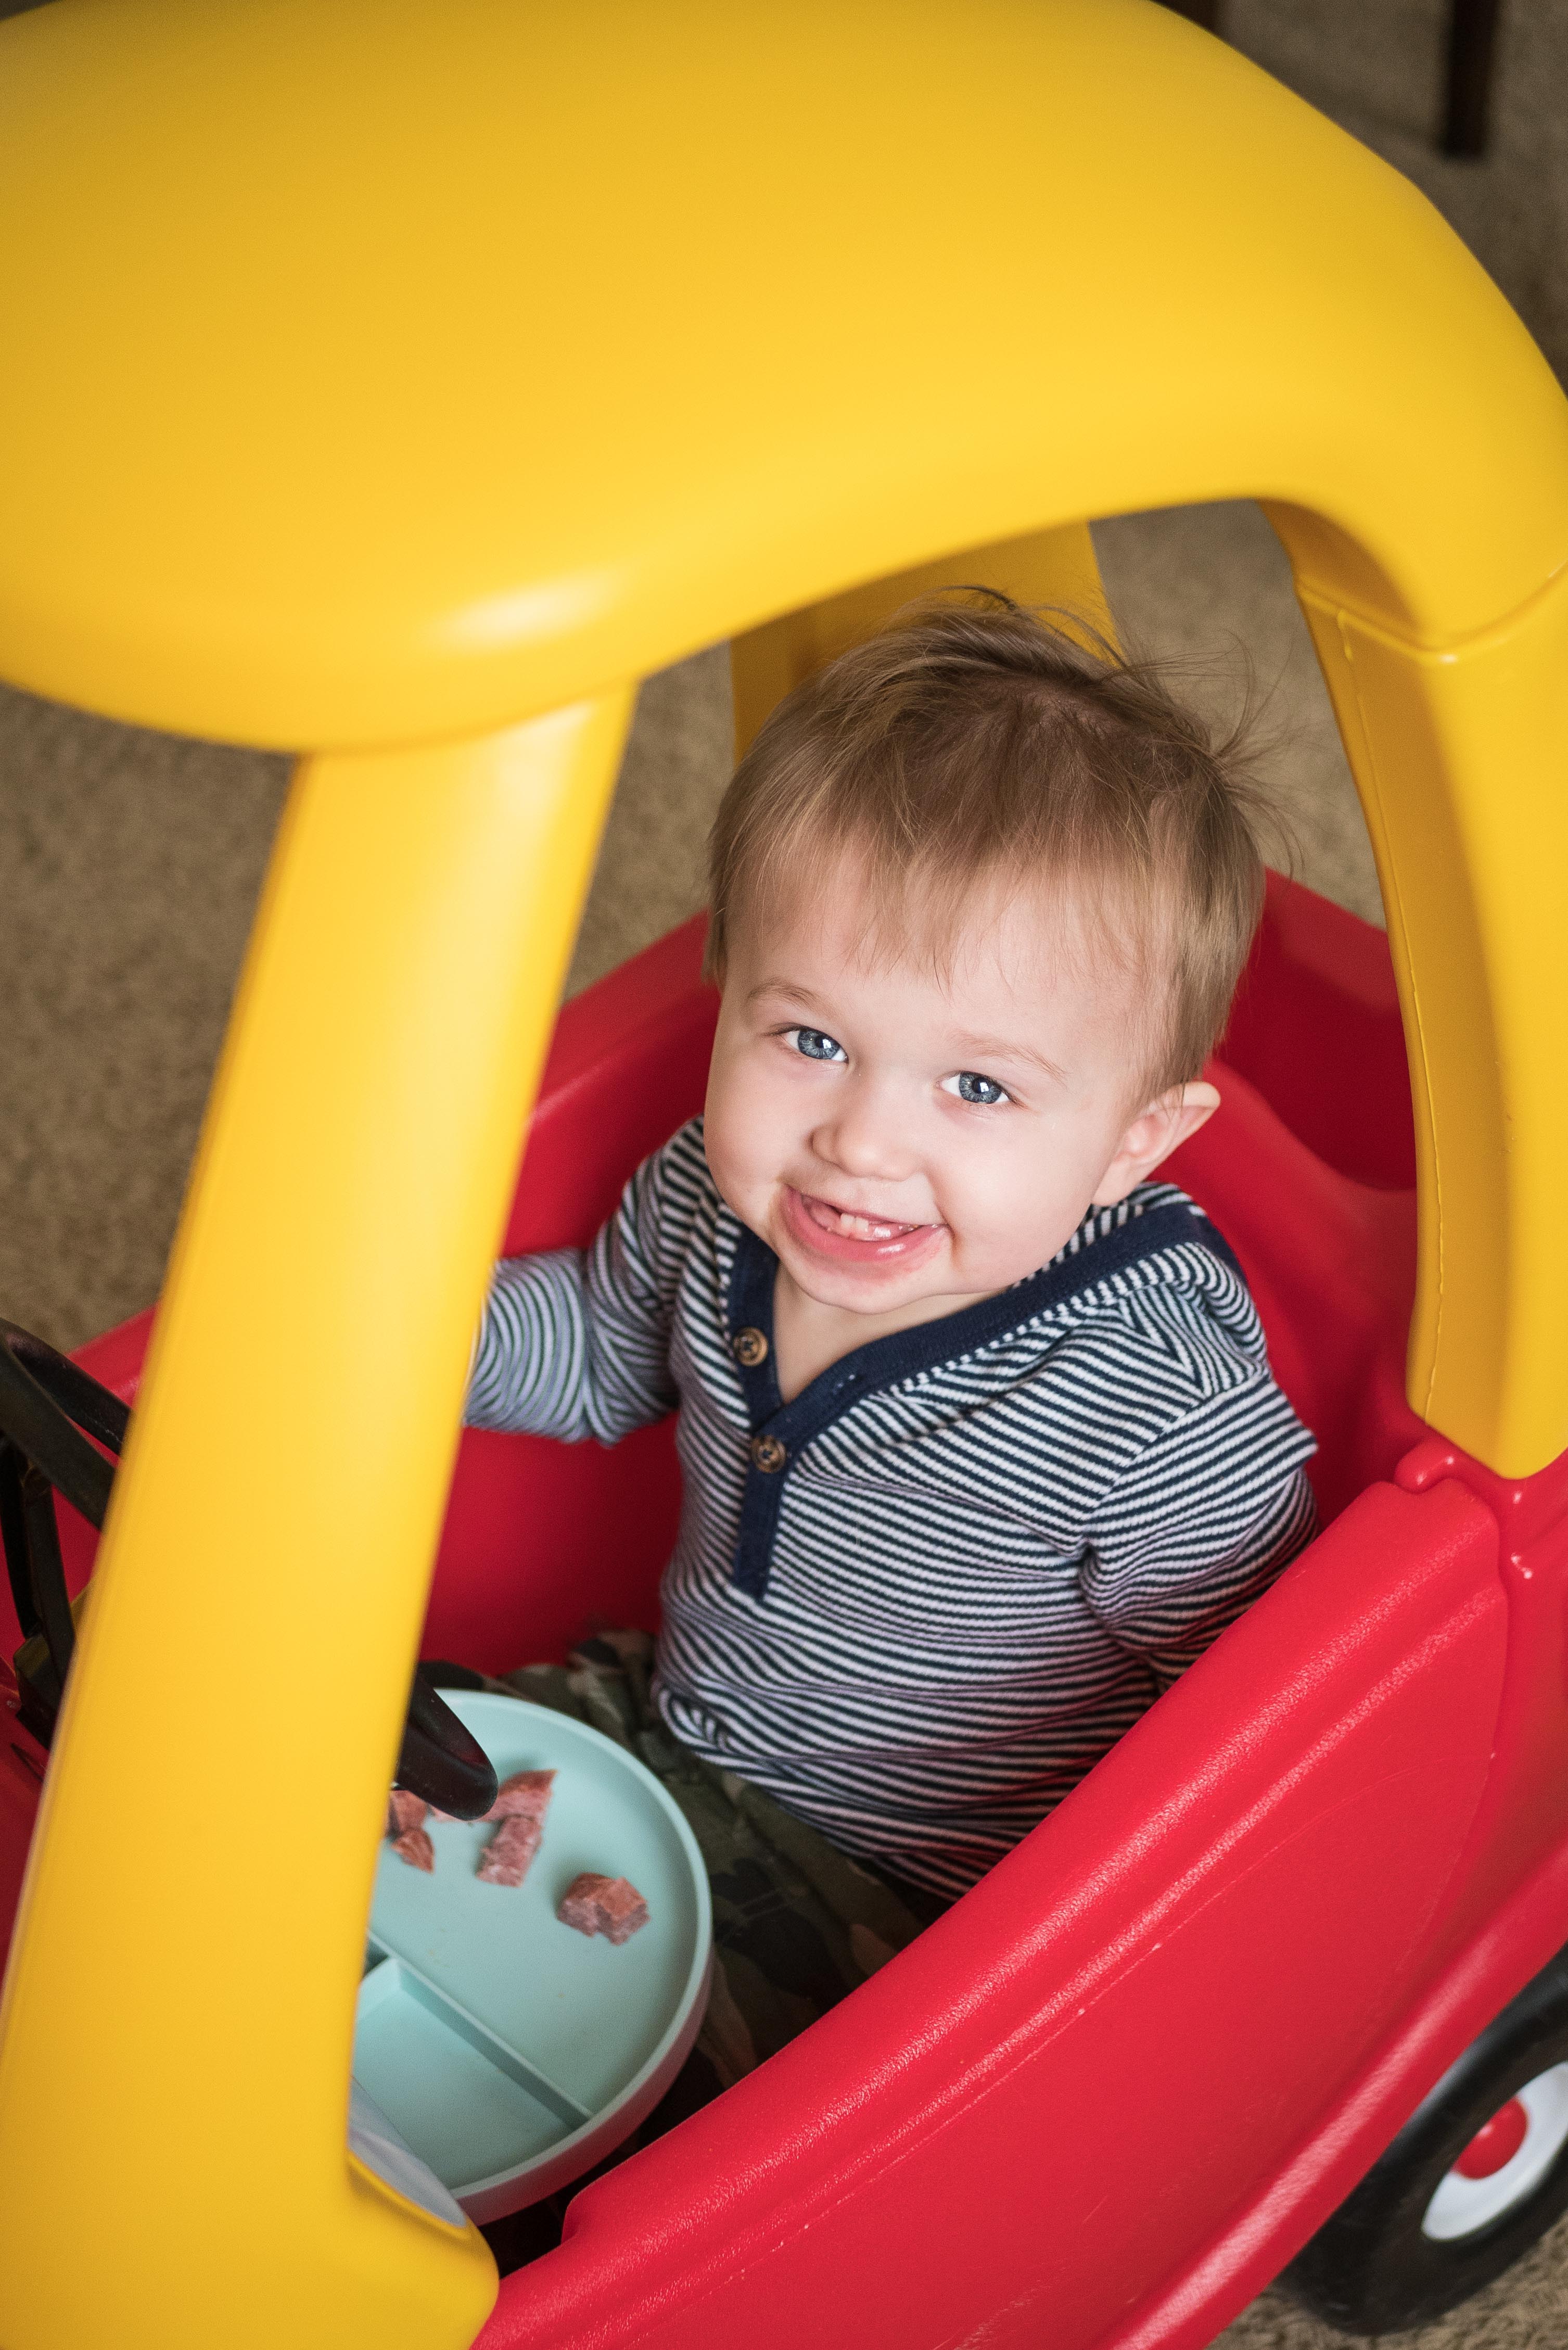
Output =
[{"x1": 2, "y1": 1, "x2": 1565, "y2": 2340}]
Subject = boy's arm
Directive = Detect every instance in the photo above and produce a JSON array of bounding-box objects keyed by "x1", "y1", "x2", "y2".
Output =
[
  {"x1": 464, "y1": 1145, "x2": 682, "y2": 1444},
  {"x1": 1078, "y1": 1380, "x2": 1318, "y2": 1688}
]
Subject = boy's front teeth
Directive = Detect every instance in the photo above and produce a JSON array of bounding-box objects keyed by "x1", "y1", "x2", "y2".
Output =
[
  {"x1": 798, "y1": 1190, "x2": 922, "y2": 1241},
  {"x1": 835, "y1": 1209, "x2": 912, "y2": 1239}
]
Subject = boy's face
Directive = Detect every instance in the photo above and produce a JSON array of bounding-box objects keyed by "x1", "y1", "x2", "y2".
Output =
[{"x1": 704, "y1": 867, "x2": 1218, "y2": 1324}]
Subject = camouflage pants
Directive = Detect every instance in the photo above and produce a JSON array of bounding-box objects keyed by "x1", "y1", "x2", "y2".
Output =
[{"x1": 492, "y1": 1630, "x2": 948, "y2": 2098}]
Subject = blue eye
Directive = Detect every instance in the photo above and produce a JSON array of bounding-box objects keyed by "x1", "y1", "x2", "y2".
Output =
[
  {"x1": 942, "y1": 1070, "x2": 1010, "y2": 1106},
  {"x1": 788, "y1": 1027, "x2": 847, "y2": 1063}
]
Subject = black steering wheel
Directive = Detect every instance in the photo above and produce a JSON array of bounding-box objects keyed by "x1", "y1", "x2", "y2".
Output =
[{"x1": 0, "y1": 1318, "x2": 498, "y2": 1819}]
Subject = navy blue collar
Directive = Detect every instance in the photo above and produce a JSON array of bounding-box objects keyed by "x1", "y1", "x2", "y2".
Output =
[{"x1": 720, "y1": 1195, "x2": 1242, "y2": 1599}]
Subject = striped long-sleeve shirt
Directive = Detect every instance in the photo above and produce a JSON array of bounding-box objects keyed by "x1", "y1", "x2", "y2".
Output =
[{"x1": 467, "y1": 1117, "x2": 1317, "y2": 1896}]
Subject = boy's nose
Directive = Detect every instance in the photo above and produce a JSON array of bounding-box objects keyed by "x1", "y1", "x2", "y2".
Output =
[{"x1": 813, "y1": 1088, "x2": 916, "y2": 1185}]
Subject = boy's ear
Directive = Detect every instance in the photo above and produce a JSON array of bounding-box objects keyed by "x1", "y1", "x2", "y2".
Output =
[{"x1": 1090, "y1": 1080, "x2": 1220, "y2": 1208}]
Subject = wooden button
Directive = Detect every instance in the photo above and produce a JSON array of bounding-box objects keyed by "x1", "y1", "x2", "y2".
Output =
[
  {"x1": 733, "y1": 1327, "x2": 769, "y2": 1368},
  {"x1": 750, "y1": 1433, "x2": 787, "y2": 1473}
]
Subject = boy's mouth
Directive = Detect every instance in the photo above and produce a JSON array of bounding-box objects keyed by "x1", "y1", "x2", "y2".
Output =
[
  {"x1": 781, "y1": 1186, "x2": 944, "y2": 1268},
  {"x1": 805, "y1": 1195, "x2": 920, "y2": 1241}
]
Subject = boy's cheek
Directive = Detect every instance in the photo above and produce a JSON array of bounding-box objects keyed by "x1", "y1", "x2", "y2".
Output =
[
  {"x1": 703, "y1": 1042, "x2": 753, "y2": 1159},
  {"x1": 949, "y1": 1146, "x2": 1096, "y2": 1276},
  {"x1": 704, "y1": 1069, "x2": 781, "y2": 1211},
  {"x1": 710, "y1": 1049, "x2": 797, "y2": 1148}
]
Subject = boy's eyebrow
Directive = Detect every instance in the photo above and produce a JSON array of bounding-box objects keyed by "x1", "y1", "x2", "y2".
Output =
[
  {"x1": 746, "y1": 979, "x2": 831, "y2": 1012},
  {"x1": 953, "y1": 1033, "x2": 1070, "y2": 1085}
]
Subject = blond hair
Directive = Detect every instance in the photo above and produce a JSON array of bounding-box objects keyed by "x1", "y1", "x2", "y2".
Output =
[{"x1": 707, "y1": 593, "x2": 1277, "y2": 1100}]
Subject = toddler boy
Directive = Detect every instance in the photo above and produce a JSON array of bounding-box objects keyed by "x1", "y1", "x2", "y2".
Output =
[{"x1": 468, "y1": 595, "x2": 1314, "y2": 1961}]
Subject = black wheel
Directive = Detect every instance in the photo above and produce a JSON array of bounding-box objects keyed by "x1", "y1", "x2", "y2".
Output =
[
  {"x1": 0, "y1": 1316, "x2": 497, "y2": 1817},
  {"x1": 1283, "y1": 1946, "x2": 1568, "y2": 2335}
]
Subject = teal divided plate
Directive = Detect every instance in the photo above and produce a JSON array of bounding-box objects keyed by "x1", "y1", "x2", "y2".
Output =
[{"x1": 354, "y1": 1691, "x2": 712, "y2": 2221}]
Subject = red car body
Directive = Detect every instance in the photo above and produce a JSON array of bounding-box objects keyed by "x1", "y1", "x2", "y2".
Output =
[{"x1": 5, "y1": 871, "x2": 1566, "y2": 2350}]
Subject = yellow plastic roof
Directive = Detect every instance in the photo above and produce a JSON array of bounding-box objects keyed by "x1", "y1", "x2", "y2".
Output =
[{"x1": 1, "y1": 0, "x2": 1565, "y2": 752}]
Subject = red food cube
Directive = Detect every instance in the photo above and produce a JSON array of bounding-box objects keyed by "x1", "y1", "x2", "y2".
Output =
[
  {"x1": 556, "y1": 1875, "x2": 607, "y2": 1937},
  {"x1": 477, "y1": 1813, "x2": 543, "y2": 1888},
  {"x1": 387, "y1": 1789, "x2": 427, "y2": 1838},
  {"x1": 391, "y1": 1825, "x2": 435, "y2": 1873},
  {"x1": 594, "y1": 1877, "x2": 650, "y2": 1943},
  {"x1": 557, "y1": 1872, "x2": 649, "y2": 1945},
  {"x1": 485, "y1": 1769, "x2": 556, "y2": 1825}
]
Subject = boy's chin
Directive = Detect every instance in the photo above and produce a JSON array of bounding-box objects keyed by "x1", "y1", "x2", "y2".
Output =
[{"x1": 774, "y1": 1235, "x2": 953, "y2": 1315}]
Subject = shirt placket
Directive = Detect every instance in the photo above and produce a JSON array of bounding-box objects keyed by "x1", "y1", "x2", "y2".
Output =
[{"x1": 725, "y1": 1301, "x2": 875, "y2": 1598}]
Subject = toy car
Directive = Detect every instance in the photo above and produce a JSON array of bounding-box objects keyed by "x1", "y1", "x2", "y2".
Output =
[{"x1": 2, "y1": 3, "x2": 1567, "y2": 2347}]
